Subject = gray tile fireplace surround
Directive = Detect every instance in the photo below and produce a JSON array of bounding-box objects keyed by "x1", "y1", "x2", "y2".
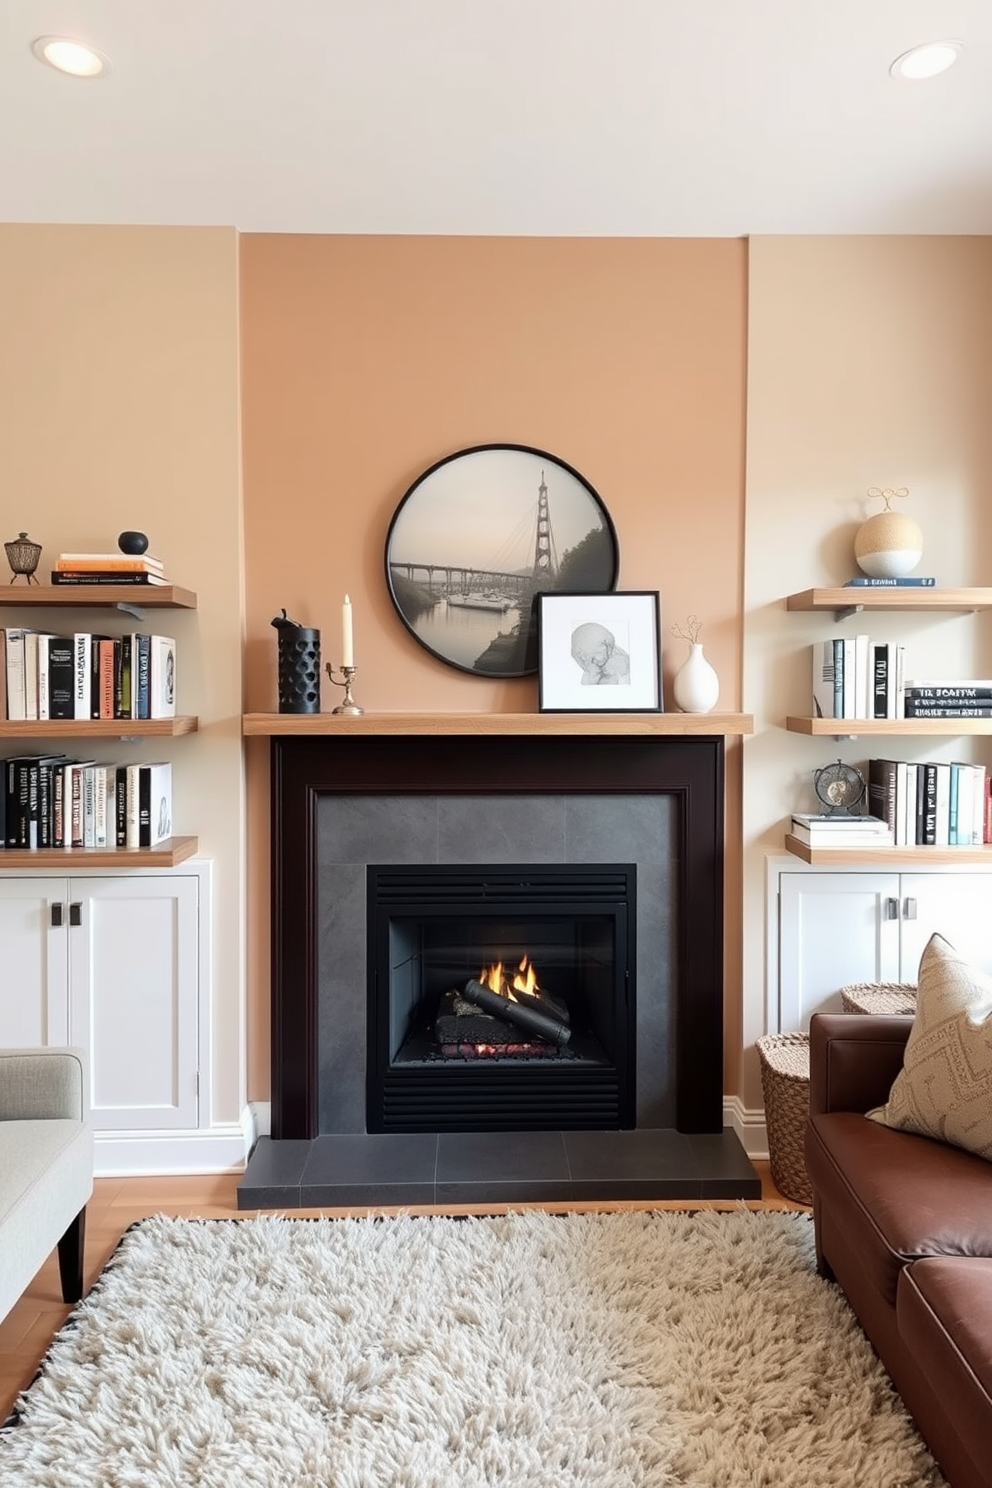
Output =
[{"x1": 239, "y1": 788, "x2": 760, "y2": 1208}]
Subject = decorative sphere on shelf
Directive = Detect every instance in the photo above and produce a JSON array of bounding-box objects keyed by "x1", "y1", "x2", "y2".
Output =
[
  {"x1": 854, "y1": 487, "x2": 923, "y2": 578},
  {"x1": 118, "y1": 530, "x2": 149, "y2": 555}
]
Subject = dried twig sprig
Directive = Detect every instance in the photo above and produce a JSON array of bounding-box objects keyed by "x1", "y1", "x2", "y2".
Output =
[{"x1": 671, "y1": 614, "x2": 702, "y2": 645}]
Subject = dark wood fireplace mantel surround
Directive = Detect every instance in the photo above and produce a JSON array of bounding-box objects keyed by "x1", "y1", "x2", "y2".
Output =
[{"x1": 250, "y1": 711, "x2": 754, "y2": 1147}]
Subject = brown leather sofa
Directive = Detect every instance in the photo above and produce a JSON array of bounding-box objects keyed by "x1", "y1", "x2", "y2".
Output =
[{"x1": 804, "y1": 1013, "x2": 992, "y2": 1488}]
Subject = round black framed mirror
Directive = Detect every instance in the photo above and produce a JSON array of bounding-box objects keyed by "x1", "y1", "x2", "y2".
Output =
[{"x1": 384, "y1": 443, "x2": 619, "y2": 677}]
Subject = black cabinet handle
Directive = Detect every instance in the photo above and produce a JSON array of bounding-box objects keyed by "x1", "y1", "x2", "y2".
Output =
[
  {"x1": 51, "y1": 902, "x2": 64, "y2": 928},
  {"x1": 69, "y1": 902, "x2": 82, "y2": 927}
]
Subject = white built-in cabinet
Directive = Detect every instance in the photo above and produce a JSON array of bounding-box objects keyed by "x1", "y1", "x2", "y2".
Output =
[
  {"x1": 769, "y1": 859, "x2": 992, "y2": 1031},
  {"x1": 0, "y1": 869, "x2": 203, "y2": 1133}
]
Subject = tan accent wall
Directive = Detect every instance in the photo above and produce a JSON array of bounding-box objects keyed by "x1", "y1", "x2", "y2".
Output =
[
  {"x1": 240, "y1": 235, "x2": 748, "y2": 1100},
  {"x1": 743, "y1": 236, "x2": 992, "y2": 1109},
  {"x1": 0, "y1": 224, "x2": 246, "y2": 1125}
]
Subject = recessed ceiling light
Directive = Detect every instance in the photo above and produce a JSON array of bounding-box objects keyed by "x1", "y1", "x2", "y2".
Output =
[
  {"x1": 31, "y1": 36, "x2": 110, "y2": 78},
  {"x1": 889, "y1": 40, "x2": 963, "y2": 80}
]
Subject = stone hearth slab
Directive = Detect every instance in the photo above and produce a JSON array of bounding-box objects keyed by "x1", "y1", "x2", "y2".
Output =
[{"x1": 237, "y1": 1128, "x2": 761, "y2": 1210}]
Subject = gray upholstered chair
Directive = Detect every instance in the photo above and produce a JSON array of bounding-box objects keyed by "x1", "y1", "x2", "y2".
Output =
[{"x1": 0, "y1": 1047, "x2": 94, "y2": 1322}]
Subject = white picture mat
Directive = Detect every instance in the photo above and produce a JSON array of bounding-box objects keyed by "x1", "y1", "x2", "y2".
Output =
[{"x1": 538, "y1": 592, "x2": 661, "y2": 711}]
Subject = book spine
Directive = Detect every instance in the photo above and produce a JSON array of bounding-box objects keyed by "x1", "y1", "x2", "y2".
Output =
[
  {"x1": 923, "y1": 764, "x2": 938, "y2": 846},
  {"x1": 149, "y1": 636, "x2": 176, "y2": 719},
  {"x1": 843, "y1": 576, "x2": 937, "y2": 587},
  {"x1": 51, "y1": 571, "x2": 167, "y2": 586},
  {"x1": 52, "y1": 766, "x2": 64, "y2": 849},
  {"x1": 871, "y1": 642, "x2": 888, "y2": 720},
  {"x1": 70, "y1": 767, "x2": 85, "y2": 848},
  {"x1": 73, "y1": 633, "x2": 91, "y2": 721},
  {"x1": 867, "y1": 758, "x2": 898, "y2": 838},
  {"x1": 47, "y1": 639, "x2": 75, "y2": 719},
  {"x1": 37, "y1": 636, "x2": 51, "y2": 721},
  {"x1": 115, "y1": 765, "x2": 129, "y2": 847},
  {"x1": 99, "y1": 639, "x2": 116, "y2": 720},
  {"x1": 906, "y1": 688, "x2": 992, "y2": 700},
  {"x1": 135, "y1": 636, "x2": 151, "y2": 719},
  {"x1": 831, "y1": 638, "x2": 843, "y2": 719},
  {"x1": 126, "y1": 764, "x2": 141, "y2": 848},
  {"x1": 904, "y1": 705, "x2": 992, "y2": 717},
  {"x1": 5, "y1": 631, "x2": 27, "y2": 722},
  {"x1": 22, "y1": 634, "x2": 39, "y2": 721},
  {"x1": 138, "y1": 765, "x2": 151, "y2": 848},
  {"x1": 54, "y1": 557, "x2": 164, "y2": 572}
]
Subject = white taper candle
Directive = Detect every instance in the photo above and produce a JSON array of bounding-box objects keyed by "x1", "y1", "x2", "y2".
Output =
[{"x1": 342, "y1": 594, "x2": 354, "y2": 667}]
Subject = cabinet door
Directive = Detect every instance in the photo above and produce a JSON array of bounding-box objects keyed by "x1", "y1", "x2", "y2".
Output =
[
  {"x1": 778, "y1": 873, "x2": 902, "y2": 1031},
  {"x1": 68, "y1": 876, "x2": 199, "y2": 1131},
  {"x1": 0, "y1": 878, "x2": 69, "y2": 1047},
  {"x1": 898, "y1": 873, "x2": 992, "y2": 982}
]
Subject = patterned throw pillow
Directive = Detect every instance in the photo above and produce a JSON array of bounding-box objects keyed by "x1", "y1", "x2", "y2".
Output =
[{"x1": 866, "y1": 932, "x2": 992, "y2": 1161}]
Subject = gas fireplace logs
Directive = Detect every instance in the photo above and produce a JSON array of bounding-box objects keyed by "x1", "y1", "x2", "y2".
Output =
[
  {"x1": 435, "y1": 991, "x2": 517, "y2": 1045},
  {"x1": 461, "y1": 978, "x2": 572, "y2": 1047}
]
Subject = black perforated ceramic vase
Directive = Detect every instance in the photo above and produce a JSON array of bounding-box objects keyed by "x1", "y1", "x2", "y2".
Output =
[{"x1": 276, "y1": 625, "x2": 321, "y2": 713}]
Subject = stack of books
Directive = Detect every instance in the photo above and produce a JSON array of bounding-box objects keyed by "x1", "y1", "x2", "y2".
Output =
[
  {"x1": 903, "y1": 681, "x2": 992, "y2": 719},
  {"x1": 790, "y1": 812, "x2": 895, "y2": 848},
  {"x1": 49, "y1": 552, "x2": 170, "y2": 587}
]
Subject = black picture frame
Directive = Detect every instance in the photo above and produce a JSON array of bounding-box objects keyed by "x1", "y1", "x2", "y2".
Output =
[
  {"x1": 384, "y1": 443, "x2": 619, "y2": 677},
  {"x1": 537, "y1": 590, "x2": 662, "y2": 712}
]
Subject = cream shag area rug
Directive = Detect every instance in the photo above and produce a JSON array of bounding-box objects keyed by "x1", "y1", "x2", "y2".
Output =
[{"x1": 1, "y1": 1210, "x2": 945, "y2": 1488}]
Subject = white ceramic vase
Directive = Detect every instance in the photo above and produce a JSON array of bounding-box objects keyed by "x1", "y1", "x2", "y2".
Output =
[{"x1": 672, "y1": 642, "x2": 720, "y2": 713}]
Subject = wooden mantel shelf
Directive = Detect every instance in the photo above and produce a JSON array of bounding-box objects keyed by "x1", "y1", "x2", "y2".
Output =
[{"x1": 242, "y1": 711, "x2": 754, "y2": 737}]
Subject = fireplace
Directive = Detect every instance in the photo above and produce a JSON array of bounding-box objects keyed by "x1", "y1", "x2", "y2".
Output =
[
  {"x1": 267, "y1": 730, "x2": 728, "y2": 1138},
  {"x1": 241, "y1": 722, "x2": 760, "y2": 1206},
  {"x1": 366, "y1": 863, "x2": 637, "y2": 1131}
]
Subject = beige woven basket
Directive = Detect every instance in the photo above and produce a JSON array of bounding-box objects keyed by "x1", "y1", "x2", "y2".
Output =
[
  {"x1": 756, "y1": 1032, "x2": 812, "y2": 1206},
  {"x1": 839, "y1": 982, "x2": 917, "y2": 1016}
]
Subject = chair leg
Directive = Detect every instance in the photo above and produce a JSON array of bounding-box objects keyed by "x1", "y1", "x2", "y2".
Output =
[{"x1": 57, "y1": 1207, "x2": 87, "y2": 1304}]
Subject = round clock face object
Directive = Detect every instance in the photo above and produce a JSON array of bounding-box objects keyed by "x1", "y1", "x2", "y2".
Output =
[{"x1": 814, "y1": 761, "x2": 866, "y2": 814}]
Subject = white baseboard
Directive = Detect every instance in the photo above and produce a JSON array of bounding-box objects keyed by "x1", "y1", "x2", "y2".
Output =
[
  {"x1": 94, "y1": 1124, "x2": 249, "y2": 1177},
  {"x1": 723, "y1": 1096, "x2": 768, "y2": 1160}
]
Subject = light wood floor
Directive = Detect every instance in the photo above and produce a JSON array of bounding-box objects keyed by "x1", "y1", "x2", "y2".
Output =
[{"x1": 0, "y1": 1162, "x2": 805, "y2": 1421}]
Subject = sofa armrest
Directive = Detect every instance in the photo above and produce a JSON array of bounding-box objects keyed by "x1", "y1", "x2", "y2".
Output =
[
  {"x1": 808, "y1": 1014, "x2": 912, "y2": 1116},
  {"x1": 0, "y1": 1047, "x2": 88, "y2": 1122}
]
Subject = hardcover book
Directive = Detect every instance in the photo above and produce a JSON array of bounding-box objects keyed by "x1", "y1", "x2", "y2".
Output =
[
  {"x1": 138, "y1": 761, "x2": 173, "y2": 847},
  {"x1": 46, "y1": 637, "x2": 75, "y2": 720},
  {"x1": 149, "y1": 635, "x2": 176, "y2": 719},
  {"x1": 843, "y1": 576, "x2": 937, "y2": 587}
]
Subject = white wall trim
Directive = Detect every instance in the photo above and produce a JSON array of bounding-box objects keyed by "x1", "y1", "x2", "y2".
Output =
[
  {"x1": 94, "y1": 1124, "x2": 248, "y2": 1177},
  {"x1": 724, "y1": 1096, "x2": 768, "y2": 1160}
]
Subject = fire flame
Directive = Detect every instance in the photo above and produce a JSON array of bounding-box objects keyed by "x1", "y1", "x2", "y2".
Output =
[{"x1": 479, "y1": 953, "x2": 540, "y2": 1002}]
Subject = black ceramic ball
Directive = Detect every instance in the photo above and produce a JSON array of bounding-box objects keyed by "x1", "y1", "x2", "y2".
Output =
[{"x1": 118, "y1": 530, "x2": 149, "y2": 555}]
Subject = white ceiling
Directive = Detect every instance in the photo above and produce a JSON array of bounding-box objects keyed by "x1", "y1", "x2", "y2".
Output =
[{"x1": 3, "y1": 0, "x2": 992, "y2": 236}]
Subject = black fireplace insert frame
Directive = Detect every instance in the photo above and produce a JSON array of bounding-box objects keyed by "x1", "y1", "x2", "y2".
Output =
[{"x1": 268, "y1": 732, "x2": 726, "y2": 1140}]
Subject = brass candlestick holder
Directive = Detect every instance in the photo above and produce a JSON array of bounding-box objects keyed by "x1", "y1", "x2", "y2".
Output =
[{"x1": 325, "y1": 663, "x2": 364, "y2": 715}]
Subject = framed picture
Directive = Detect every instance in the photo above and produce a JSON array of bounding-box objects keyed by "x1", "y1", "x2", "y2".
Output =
[
  {"x1": 537, "y1": 591, "x2": 662, "y2": 712},
  {"x1": 384, "y1": 444, "x2": 619, "y2": 678}
]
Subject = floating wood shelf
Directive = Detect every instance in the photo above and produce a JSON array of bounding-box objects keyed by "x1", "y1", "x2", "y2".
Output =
[
  {"x1": 0, "y1": 717, "x2": 198, "y2": 739},
  {"x1": 784, "y1": 833, "x2": 992, "y2": 866},
  {"x1": 786, "y1": 716, "x2": 992, "y2": 737},
  {"x1": 786, "y1": 587, "x2": 992, "y2": 622},
  {"x1": 0, "y1": 836, "x2": 199, "y2": 869},
  {"x1": 242, "y1": 710, "x2": 755, "y2": 737},
  {"x1": 0, "y1": 584, "x2": 197, "y2": 609}
]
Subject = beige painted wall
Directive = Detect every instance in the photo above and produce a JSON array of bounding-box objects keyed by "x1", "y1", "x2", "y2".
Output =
[
  {"x1": 0, "y1": 224, "x2": 246, "y2": 1126},
  {"x1": 743, "y1": 235, "x2": 992, "y2": 1109},
  {"x1": 240, "y1": 235, "x2": 748, "y2": 1100}
]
